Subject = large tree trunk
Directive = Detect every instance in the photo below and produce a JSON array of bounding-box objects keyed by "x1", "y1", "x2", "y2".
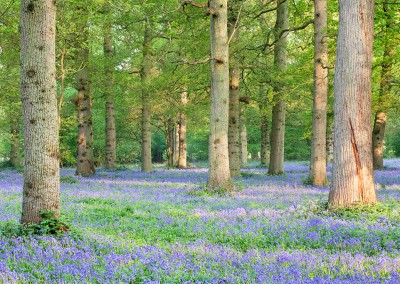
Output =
[
  {"x1": 260, "y1": 101, "x2": 270, "y2": 167},
  {"x1": 75, "y1": 13, "x2": 95, "y2": 176},
  {"x1": 141, "y1": 21, "x2": 153, "y2": 172},
  {"x1": 20, "y1": 0, "x2": 60, "y2": 224},
  {"x1": 10, "y1": 118, "x2": 21, "y2": 167},
  {"x1": 240, "y1": 120, "x2": 248, "y2": 167},
  {"x1": 310, "y1": 0, "x2": 328, "y2": 185},
  {"x1": 104, "y1": 2, "x2": 117, "y2": 169},
  {"x1": 329, "y1": 0, "x2": 377, "y2": 207},
  {"x1": 268, "y1": 0, "x2": 288, "y2": 175},
  {"x1": 372, "y1": 4, "x2": 395, "y2": 169},
  {"x1": 228, "y1": 1, "x2": 241, "y2": 177},
  {"x1": 207, "y1": 0, "x2": 231, "y2": 188}
]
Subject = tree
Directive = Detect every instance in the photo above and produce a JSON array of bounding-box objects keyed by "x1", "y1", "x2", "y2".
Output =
[
  {"x1": 268, "y1": 0, "x2": 288, "y2": 175},
  {"x1": 329, "y1": 0, "x2": 377, "y2": 207},
  {"x1": 178, "y1": 91, "x2": 188, "y2": 168},
  {"x1": 207, "y1": 0, "x2": 231, "y2": 188},
  {"x1": 20, "y1": 0, "x2": 60, "y2": 223},
  {"x1": 309, "y1": 0, "x2": 328, "y2": 185}
]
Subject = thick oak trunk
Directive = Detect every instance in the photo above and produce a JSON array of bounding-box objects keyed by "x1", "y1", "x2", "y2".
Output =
[
  {"x1": 141, "y1": 21, "x2": 153, "y2": 173},
  {"x1": 20, "y1": 0, "x2": 60, "y2": 224},
  {"x1": 268, "y1": 0, "x2": 288, "y2": 175},
  {"x1": 104, "y1": 2, "x2": 116, "y2": 169},
  {"x1": 329, "y1": 0, "x2": 377, "y2": 207},
  {"x1": 310, "y1": 0, "x2": 328, "y2": 185},
  {"x1": 10, "y1": 119, "x2": 21, "y2": 167},
  {"x1": 207, "y1": 0, "x2": 231, "y2": 188},
  {"x1": 372, "y1": 4, "x2": 395, "y2": 169}
]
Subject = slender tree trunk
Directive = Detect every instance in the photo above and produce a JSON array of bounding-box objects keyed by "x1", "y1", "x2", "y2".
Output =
[
  {"x1": 20, "y1": 0, "x2": 60, "y2": 224},
  {"x1": 174, "y1": 124, "x2": 179, "y2": 166},
  {"x1": 141, "y1": 21, "x2": 153, "y2": 172},
  {"x1": 372, "y1": 4, "x2": 394, "y2": 169},
  {"x1": 268, "y1": 0, "x2": 288, "y2": 175},
  {"x1": 207, "y1": 0, "x2": 231, "y2": 188},
  {"x1": 310, "y1": 0, "x2": 328, "y2": 185},
  {"x1": 178, "y1": 113, "x2": 187, "y2": 168},
  {"x1": 240, "y1": 120, "x2": 248, "y2": 167},
  {"x1": 228, "y1": 1, "x2": 241, "y2": 177},
  {"x1": 75, "y1": 13, "x2": 95, "y2": 176},
  {"x1": 167, "y1": 118, "x2": 174, "y2": 167},
  {"x1": 10, "y1": 118, "x2": 21, "y2": 167},
  {"x1": 329, "y1": 0, "x2": 377, "y2": 207},
  {"x1": 260, "y1": 101, "x2": 270, "y2": 166},
  {"x1": 104, "y1": 2, "x2": 116, "y2": 169}
]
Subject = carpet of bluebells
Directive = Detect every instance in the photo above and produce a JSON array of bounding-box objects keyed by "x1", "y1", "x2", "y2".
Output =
[{"x1": 0, "y1": 160, "x2": 399, "y2": 283}]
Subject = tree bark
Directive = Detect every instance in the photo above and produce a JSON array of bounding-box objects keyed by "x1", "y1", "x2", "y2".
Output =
[
  {"x1": 260, "y1": 101, "x2": 270, "y2": 167},
  {"x1": 104, "y1": 2, "x2": 117, "y2": 169},
  {"x1": 173, "y1": 123, "x2": 179, "y2": 166},
  {"x1": 141, "y1": 20, "x2": 153, "y2": 172},
  {"x1": 75, "y1": 11, "x2": 95, "y2": 176},
  {"x1": 167, "y1": 118, "x2": 174, "y2": 167},
  {"x1": 329, "y1": 0, "x2": 377, "y2": 207},
  {"x1": 240, "y1": 120, "x2": 248, "y2": 167},
  {"x1": 207, "y1": 0, "x2": 231, "y2": 188},
  {"x1": 268, "y1": 0, "x2": 288, "y2": 175},
  {"x1": 228, "y1": 0, "x2": 241, "y2": 177},
  {"x1": 20, "y1": 0, "x2": 60, "y2": 224},
  {"x1": 10, "y1": 118, "x2": 21, "y2": 167},
  {"x1": 310, "y1": 0, "x2": 328, "y2": 185},
  {"x1": 372, "y1": 4, "x2": 395, "y2": 169},
  {"x1": 326, "y1": 123, "x2": 334, "y2": 164},
  {"x1": 178, "y1": 113, "x2": 187, "y2": 168}
]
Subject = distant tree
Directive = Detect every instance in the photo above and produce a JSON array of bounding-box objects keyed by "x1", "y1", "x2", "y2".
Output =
[
  {"x1": 329, "y1": 0, "x2": 377, "y2": 207},
  {"x1": 207, "y1": 0, "x2": 231, "y2": 188},
  {"x1": 20, "y1": 0, "x2": 60, "y2": 223},
  {"x1": 309, "y1": 0, "x2": 328, "y2": 185}
]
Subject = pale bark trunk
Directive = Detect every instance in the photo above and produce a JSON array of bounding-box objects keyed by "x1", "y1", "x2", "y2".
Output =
[
  {"x1": 178, "y1": 113, "x2": 187, "y2": 168},
  {"x1": 207, "y1": 0, "x2": 231, "y2": 188},
  {"x1": 141, "y1": 21, "x2": 152, "y2": 172},
  {"x1": 173, "y1": 124, "x2": 179, "y2": 166},
  {"x1": 260, "y1": 102, "x2": 270, "y2": 166},
  {"x1": 240, "y1": 120, "x2": 248, "y2": 167},
  {"x1": 104, "y1": 2, "x2": 116, "y2": 169},
  {"x1": 167, "y1": 118, "x2": 174, "y2": 167},
  {"x1": 10, "y1": 118, "x2": 21, "y2": 167},
  {"x1": 329, "y1": 0, "x2": 377, "y2": 207},
  {"x1": 75, "y1": 13, "x2": 95, "y2": 176},
  {"x1": 268, "y1": 0, "x2": 288, "y2": 175},
  {"x1": 310, "y1": 0, "x2": 328, "y2": 185},
  {"x1": 228, "y1": 1, "x2": 241, "y2": 177},
  {"x1": 20, "y1": 0, "x2": 60, "y2": 224},
  {"x1": 372, "y1": 4, "x2": 394, "y2": 169},
  {"x1": 326, "y1": 123, "x2": 334, "y2": 163}
]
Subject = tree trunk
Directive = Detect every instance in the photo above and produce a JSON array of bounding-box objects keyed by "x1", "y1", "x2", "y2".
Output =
[
  {"x1": 167, "y1": 118, "x2": 174, "y2": 167},
  {"x1": 75, "y1": 13, "x2": 95, "y2": 176},
  {"x1": 240, "y1": 120, "x2": 248, "y2": 167},
  {"x1": 178, "y1": 113, "x2": 187, "y2": 168},
  {"x1": 207, "y1": 0, "x2": 231, "y2": 188},
  {"x1": 20, "y1": 0, "x2": 60, "y2": 224},
  {"x1": 141, "y1": 21, "x2": 153, "y2": 173},
  {"x1": 372, "y1": 4, "x2": 395, "y2": 169},
  {"x1": 260, "y1": 102, "x2": 270, "y2": 167},
  {"x1": 310, "y1": 0, "x2": 328, "y2": 185},
  {"x1": 329, "y1": 0, "x2": 377, "y2": 207},
  {"x1": 10, "y1": 118, "x2": 21, "y2": 167},
  {"x1": 268, "y1": 0, "x2": 288, "y2": 175},
  {"x1": 228, "y1": 1, "x2": 241, "y2": 177},
  {"x1": 104, "y1": 2, "x2": 117, "y2": 169},
  {"x1": 326, "y1": 123, "x2": 334, "y2": 164},
  {"x1": 173, "y1": 124, "x2": 179, "y2": 166}
]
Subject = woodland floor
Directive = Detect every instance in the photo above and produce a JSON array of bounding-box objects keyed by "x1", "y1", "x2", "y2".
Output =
[{"x1": 0, "y1": 160, "x2": 399, "y2": 283}]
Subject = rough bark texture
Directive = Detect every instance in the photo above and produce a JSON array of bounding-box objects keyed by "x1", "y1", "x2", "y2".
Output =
[
  {"x1": 104, "y1": 2, "x2": 116, "y2": 169},
  {"x1": 167, "y1": 118, "x2": 175, "y2": 167},
  {"x1": 240, "y1": 120, "x2": 248, "y2": 167},
  {"x1": 75, "y1": 12, "x2": 95, "y2": 176},
  {"x1": 329, "y1": 0, "x2": 377, "y2": 207},
  {"x1": 260, "y1": 102, "x2": 270, "y2": 167},
  {"x1": 372, "y1": 4, "x2": 394, "y2": 169},
  {"x1": 326, "y1": 123, "x2": 334, "y2": 163},
  {"x1": 310, "y1": 0, "x2": 328, "y2": 185},
  {"x1": 268, "y1": 0, "x2": 288, "y2": 175},
  {"x1": 10, "y1": 119, "x2": 21, "y2": 167},
  {"x1": 207, "y1": 0, "x2": 231, "y2": 188},
  {"x1": 20, "y1": 0, "x2": 60, "y2": 224},
  {"x1": 141, "y1": 21, "x2": 153, "y2": 173},
  {"x1": 228, "y1": 1, "x2": 241, "y2": 177},
  {"x1": 178, "y1": 113, "x2": 187, "y2": 168}
]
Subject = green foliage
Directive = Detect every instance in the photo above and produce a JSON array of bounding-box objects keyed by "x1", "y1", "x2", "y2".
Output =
[{"x1": 60, "y1": 175, "x2": 78, "y2": 184}]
